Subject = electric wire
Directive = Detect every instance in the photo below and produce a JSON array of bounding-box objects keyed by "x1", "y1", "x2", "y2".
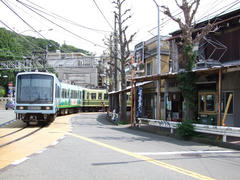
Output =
[
  {"x1": 16, "y1": 0, "x2": 106, "y2": 49},
  {"x1": 195, "y1": 0, "x2": 240, "y2": 24},
  {"x1": 148, "y1": 0, "x2": 240, "y2": 36},
  {"x1": 21, "y1": 0, "x2": 111, "y2": 33},
  {"x1": 1, "y1": 0, "x2": 60, "y2": 51},
  {"x1": 0, "y1": 19, "x2": 44, "y2": 56},
  {"x1": 4, "y1": 0, "x2": 52, "y2": 32},
  {"x1": 92, "y1": 0, "x2": 113, "y2": 30}
]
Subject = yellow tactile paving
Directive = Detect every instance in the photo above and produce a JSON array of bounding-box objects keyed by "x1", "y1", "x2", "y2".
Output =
[{"x1": 0, "y1": 114, "x2": 74, "y2": 170}]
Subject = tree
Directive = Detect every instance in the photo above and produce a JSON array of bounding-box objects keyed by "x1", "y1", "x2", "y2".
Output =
[
  {"x1": 103, "y1": 34, "x2": 114, "y2": 111},
  {"x1": 113, "y1": 0, "x2": 136, "y2": 122},
  {"x1": 161, "y1": 0, "x2": 213, "y2": 120}
]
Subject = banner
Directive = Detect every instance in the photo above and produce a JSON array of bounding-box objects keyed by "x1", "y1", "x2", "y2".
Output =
[{"x1": 137, "y1": 87, "x2": 143, "y2": 117}]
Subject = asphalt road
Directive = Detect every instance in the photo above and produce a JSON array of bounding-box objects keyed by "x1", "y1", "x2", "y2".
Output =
[{"x1": 0, "y1": 112, "x2": 240, "y2": 180}]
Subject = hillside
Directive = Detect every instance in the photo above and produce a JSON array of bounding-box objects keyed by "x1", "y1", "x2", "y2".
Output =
[{"x1": 0, "y1": 27, "x2": 92, "y2": 60}]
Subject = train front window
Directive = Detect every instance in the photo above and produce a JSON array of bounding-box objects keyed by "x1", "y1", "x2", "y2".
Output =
[{"x1": 17, "y1": 74, "x2": 53, "y2": 104}]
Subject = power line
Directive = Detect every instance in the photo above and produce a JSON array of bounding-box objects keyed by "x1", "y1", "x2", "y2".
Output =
[
  {"x1": 0, "y1": 19, "x2": 45, "y2": 56},
  {"x1": 21, "y1": 0, "x2": 111, "y2": 33},
  {"x1": 196, "y1": 0, "x2": 240, "y2": 23},
  {"x1": 148, "y1": 0, "x2": 240, "y2": 36},
  {"x1": 1, "y1": 0, "x2": 60, "y2": 51},
  {"x1": 92, "y1": 0, "x2": 113, "y2": 30},
  {"x1": 16, "y1": 0, "x2": 106, "y2": 49}
]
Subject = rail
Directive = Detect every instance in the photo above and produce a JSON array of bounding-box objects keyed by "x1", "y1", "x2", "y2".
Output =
[{"x1": 138, "y1": 118, "x2": 240, "y2": 142}]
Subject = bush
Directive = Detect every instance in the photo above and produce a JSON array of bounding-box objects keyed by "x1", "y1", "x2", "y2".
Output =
[
  {"x1": 177, "y1": 120, "x2": 195, "y2": 140},
  {"x1": 0, "y1": 86, "x2": 6, "y2": 97}
]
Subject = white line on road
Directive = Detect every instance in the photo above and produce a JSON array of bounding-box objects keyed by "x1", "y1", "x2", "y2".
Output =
[
  {"x1": 11, "y1": 157, "x2": 29, "y2": 165},
  {"x1": 135, "y1": 150, "x2": 239, "y2": 156}
]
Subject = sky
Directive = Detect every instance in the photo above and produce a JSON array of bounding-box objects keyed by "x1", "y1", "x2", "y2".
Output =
[{"x1": 0, "y1": 0, "x2": 239, "y2": 55}]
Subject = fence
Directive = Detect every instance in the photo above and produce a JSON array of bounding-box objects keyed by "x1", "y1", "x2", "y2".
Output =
[{"x1": 138, "y1": 118, "x2": 240, "y2": 142}]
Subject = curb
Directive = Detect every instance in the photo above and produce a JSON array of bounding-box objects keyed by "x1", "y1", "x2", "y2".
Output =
[{"x1": 0, "y1": 119, "x2": 16, "y2": 127}]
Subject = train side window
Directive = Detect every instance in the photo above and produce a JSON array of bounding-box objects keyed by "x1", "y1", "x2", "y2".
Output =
[
  {"x1": 91, "y1": 93, "x2": 96, "y2": 100},
  {"x1": 98, "y1": 93, "x2": 102, "y2": 100},
  {"x1": 55, "y1": 85, "x2": 60, "y2": 98},
  {"x1": 79, "y1": 91, "x2": 82, "y2": 99},
  {"x1": 62, "y1": 89, "x2": 65, "y2": 98},
  {"x1": 87, "y1": 92, "x2": 89, "y2": 100},
  {"x1": 104, "y1": 94, "x2": 108, "y2": 100},
  {"x1": 65, "y1": 89, "x2": 68, "y2": 98}
]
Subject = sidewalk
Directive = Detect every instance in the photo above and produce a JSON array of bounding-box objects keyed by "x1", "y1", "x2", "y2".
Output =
[
  {"x1": 131, "y1": 124, "x2": 240, "y2": 151},
  {"x1": 0, "y1": 110, "x2": 16, "y2": 127}
]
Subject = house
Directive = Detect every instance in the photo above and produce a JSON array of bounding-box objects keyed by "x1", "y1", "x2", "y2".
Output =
[
  {"x1": 133, "y1": 8, "x2": 240, "y2": 127},
  {"x1": 133, "y1": 36, "x2": 170, "y2": 120},
  {"x1": 47, "y1": 51, "x2": 101, "y2": 88}
]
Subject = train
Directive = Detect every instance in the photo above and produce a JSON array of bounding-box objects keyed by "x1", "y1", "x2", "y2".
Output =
[{"x1": 14, "y1": 72, "x2": 109, "y2": 125}]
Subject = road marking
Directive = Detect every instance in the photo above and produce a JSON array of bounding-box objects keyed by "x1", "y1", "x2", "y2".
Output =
[
  {"x1": 11, "y1": 157, "x2": 29, "y2": 165},
  {"x1": 68, "y1": 133, "x2": 215, "y2": 180},
  {"x1": 135, "y1": 150, "x2": 239, "y2": 156}
]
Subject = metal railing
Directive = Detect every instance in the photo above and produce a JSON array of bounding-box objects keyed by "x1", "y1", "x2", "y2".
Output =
[{"x1": 138, "y1": 118, "x2": 240, "y2": 142}]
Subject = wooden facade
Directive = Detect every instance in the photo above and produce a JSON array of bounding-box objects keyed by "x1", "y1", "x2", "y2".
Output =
[{"x1": 133, "y1": 8, "x2": 240, "y2": 127}]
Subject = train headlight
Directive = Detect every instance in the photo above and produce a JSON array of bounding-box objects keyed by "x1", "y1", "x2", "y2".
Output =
[
  {"x1": 45, "y1": 106, "x2": 51, "y2": 110},
  {"x1": 42, "y1": 106, "x2": 52, "y2": 110},
  {"x1": 18, "y1": 106, "x2": 24, "y2": 110}
]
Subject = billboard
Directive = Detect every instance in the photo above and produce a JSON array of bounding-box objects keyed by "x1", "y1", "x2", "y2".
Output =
[{"x1": 134, "y1": 42, "x2": 145, "y2": 72}]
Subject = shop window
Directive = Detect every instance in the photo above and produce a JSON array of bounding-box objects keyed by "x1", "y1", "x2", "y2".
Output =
[
  {"x1": 198, "y1": 92, "x2": 216, "y2": 114},
  {"x1": 221, "y1": 92, "x2": 233, "y2": 114},
  {"x1": 206, "y1": 95, "x2": 215, "y2": 111},
  {"x1": 200, "y1": 95, "x2": 204, "y2": 112}
]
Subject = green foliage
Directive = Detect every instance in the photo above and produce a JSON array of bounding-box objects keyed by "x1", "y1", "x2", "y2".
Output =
[
  {"x1": 61, "y1": 44, "x2": 92, "y2": 55},
  {"x1": 177, "y1": 120, "x2": 195, "y2": 140},
  {"x1": 177, "y1": 45, "x2": 198, "y2": 120},
  {"x1": 0, "y1": 86, "x2": 6, "y2": 97},
  {"x1": 182, "y1": 45, "x2": 196, "y2": 71},
  {"x1": 177, "y1": 71, "x2": 197, "y2": 109},
  {"x1": 0, "y1": 27, "x2": 91, "y2": 59}
]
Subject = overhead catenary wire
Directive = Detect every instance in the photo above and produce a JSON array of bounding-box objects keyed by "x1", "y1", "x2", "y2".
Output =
[
  {"x1": 195, "y1": 0, "x2": 240, "y2": 24},
  {"x1": 0, "y1": 19, "x2": 45, "y2": 56},
  {"x1": 0, "y1": 0, "x2": 61, "y2": 51},
  {"x1": 148, "y1": 0, "x2": 240, "y2": 36},
  {"x1": 4, "y1": 0, "x2": 53, "y2": 32},
  {"x1": 20, "y1": 0, "x2": 111, "y2": 33},
  {"x1": 92, "y1": 0, "x2": 113, "y2": 30},
  {"x1": 16, "y1": 0, "x2": 106, "y2": 49}
]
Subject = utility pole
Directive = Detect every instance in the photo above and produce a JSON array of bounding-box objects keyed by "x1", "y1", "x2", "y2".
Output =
[
  {"x1": 153, "y1": 0, "x2": 161, "y2": 119},
  {"x1": 114, "y1": 13, "x2": 119, "y2": 113}
]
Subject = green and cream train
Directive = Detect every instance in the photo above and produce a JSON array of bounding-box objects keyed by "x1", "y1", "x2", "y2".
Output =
[{"x1": 15, "y1": 72, "x2": 109, "y2": 125}]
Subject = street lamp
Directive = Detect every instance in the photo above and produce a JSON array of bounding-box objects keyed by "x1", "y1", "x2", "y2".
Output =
[{"x1": 152, "y1": 0, "x2": 161, "y2": 120}]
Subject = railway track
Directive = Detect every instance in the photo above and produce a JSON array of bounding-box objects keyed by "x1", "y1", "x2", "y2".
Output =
[
  {"x1": 0, "y1": 124, "x2": 43, "y2": 148},
  {"x1": 0, "y1": 114, "x2": 71, "y2": 170},
  {"x1": 0, "y1": 126, "x2": 43, "y2": 148}
]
